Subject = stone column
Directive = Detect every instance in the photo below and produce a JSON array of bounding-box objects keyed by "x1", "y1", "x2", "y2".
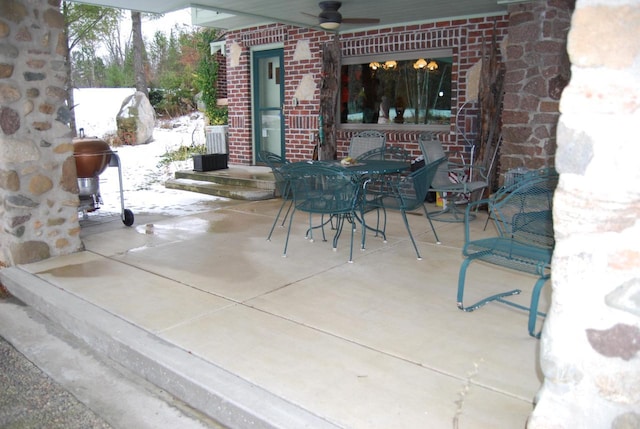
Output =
[
  {"x1": 501, "y1": 0, "x2": 573, "y2": 175},
  {"x1": 0, "y1": 0, "x2": 82, "y2": 266},
  {"x1": 529, "y1": 0, "x2": 640, "y2": 427}
]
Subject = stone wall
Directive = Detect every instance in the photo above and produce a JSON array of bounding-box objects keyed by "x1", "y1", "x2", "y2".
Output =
[
  {"x1": 501, "y1": 0, "x2": 573, "y2": 177},
  {"x1": 0, "y1": 0, "x2": 82, "y2": 266},
  {"x1": 529, "y1": 0, "x2": 640, "y2": 427}
]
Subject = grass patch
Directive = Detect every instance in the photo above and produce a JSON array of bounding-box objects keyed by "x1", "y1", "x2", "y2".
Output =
[{"x1": 157, "y1": 144, "x2": 207, "y2": 167}]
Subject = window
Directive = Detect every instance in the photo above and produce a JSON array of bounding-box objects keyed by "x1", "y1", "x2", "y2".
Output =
[{"x1": 340, "y1": 51, "x2": 452, "y2": 128}]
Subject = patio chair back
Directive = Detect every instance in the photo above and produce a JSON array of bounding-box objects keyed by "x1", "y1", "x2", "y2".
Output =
[
  {"x1": 491, "y1": 167, "x2": 558, "y2": 248},
  {"x1": 258, "y1": 150, "x2": 289, "y2": 196},
  {"x1": 356, "y1": 146, "x2": 385, "y2": 161},
  {"x1": 418, "y1": 132, "x2": 489, "y2": 221},
  {"x1": 348, "y1": 131, "x2": 386, "y2": 160},
  {"x1": 418, "y1": 132, "x2": 451, "y2": 188},
  {"x1": 259, "y1": 150, "x2": 293, "y2": 241},
  {"x1": 289, "y1": 163, "x2": 361, "y2": 215}
]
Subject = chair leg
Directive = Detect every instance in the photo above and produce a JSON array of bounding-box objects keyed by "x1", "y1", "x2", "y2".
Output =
[
  {"x1": 359, "y1": 208, "x2": 367, "y2": 250},
  {"x1": 308, "y1": 213, "x2": 314, "y2": 241},
  {"x1": 360, "y1": 206, "x2": 387, "y2": 250},
  {"x1": 431, "y1": 193, "x2": 471, "y2": 223},
  {"x1": 400, "y1": 210, "x2": 422, "y2": 260},
  {"x1": 280, "y1": 198, "x2": 293, "y2": 227},
  {"x1": 348, "y1": 216, "x2": 355, "y2": 263},
  {"x1": 456, "y1": 257, "x2": 521, "y2": 312},
  {"x1": 282, "y1": 208, "x2": 297, "y2": 257},
  {"x1": 329, "y1": 214, "x2": 355, "y2": 263},
  {"x1": 332, "y1": 214, "x2": 345, "y2": 250},
  {"x1": 421, "y1": 203, "x2": 441, "y2": 244},
  {"x1": 267, "y1": 198, "x2": 292, "y2": 241},
  {"x1": 528, "y1": 275, "x2": 550, "y2": 338},
  {"x1": 458, "y1": 258, "x2": 549, "y2": 338}
]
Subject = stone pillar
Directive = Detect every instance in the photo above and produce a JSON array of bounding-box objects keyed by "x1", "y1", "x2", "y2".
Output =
[
  {"x1": 501, "y1": 0, "x2": 573, "y2": 176},
  {"x1": 0, "y1": 0, "x2": 83, "y2": 266},
  {"x1": 529, "y1": 0, "x2": 640, "y2": 427}
]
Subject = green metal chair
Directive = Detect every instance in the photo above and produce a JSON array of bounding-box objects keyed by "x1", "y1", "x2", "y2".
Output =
[
  {"x1": 282, "y1": 162, "x2": 362, "y2": 263},
  {"x1": 363, "y1": 157, "x2": 446, "y2": 260},
  {"x1": 457, "y1": 167, "x2": 558, "y2": 337},
  {"x1": 357, "y1": 145, "x2": 413, "y2": 238},
  {"x1": 418, "y1": 132, "x2": 489, "y2": 222},
  {"x1": 258, "y1": 150, "x2": 292, "y2": 241}
]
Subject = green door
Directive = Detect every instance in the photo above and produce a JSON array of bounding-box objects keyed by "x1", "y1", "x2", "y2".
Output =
[{"x1": 253, "y1": 48, "x2": 285, "y2": 161}]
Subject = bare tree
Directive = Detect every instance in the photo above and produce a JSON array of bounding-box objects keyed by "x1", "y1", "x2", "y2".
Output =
[
  {"x1": 62, "y1": 1, "x2": 122, "y2": 135},
  {"x1": 131, "y1": 11, "x2": 148, "y2": 97}
]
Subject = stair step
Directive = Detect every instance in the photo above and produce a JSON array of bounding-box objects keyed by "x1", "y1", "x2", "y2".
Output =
[
  {"x1": 174, "y1": 168, "x2": 276, "y2": 191},
  {"x1": 165, "y1": 178, "x2": 275, "y2": 201}
]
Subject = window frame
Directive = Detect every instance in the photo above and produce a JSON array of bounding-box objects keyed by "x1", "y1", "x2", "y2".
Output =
[{"x1": 339, "y1": 48, "x2": 454, "y2": 132}]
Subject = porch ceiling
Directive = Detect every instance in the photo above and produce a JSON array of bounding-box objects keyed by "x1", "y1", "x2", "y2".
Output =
[{"x1": 73, "y1": 0, "x2": 514, "y2": 32}]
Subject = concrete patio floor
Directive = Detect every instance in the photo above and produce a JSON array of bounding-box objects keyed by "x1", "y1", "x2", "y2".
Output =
[{"x1": 0, "y1": 195, "x2": 548, "y2": 428}]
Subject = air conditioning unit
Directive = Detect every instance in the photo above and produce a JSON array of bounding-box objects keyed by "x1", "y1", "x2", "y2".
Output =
[{"x1": 204, "y1": 125, "x2": 228, "y2": 154}]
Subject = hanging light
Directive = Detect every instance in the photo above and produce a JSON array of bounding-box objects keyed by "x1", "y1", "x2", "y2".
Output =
[
  {"x1": 413, "y1": 58, "x2": 427, "y2": 69},
  {"x1": 427, "y1": 60, "x2": 439, "y2": 71},
  {"x1": 369, "y1": 61, "x2": 381, "y2": 70},
  {"x1": 384, "y1": 60, "x2": 397, "y2": 69},
  {"x1": 319, "y1": 9, "x2": 341, "y2": 30}
]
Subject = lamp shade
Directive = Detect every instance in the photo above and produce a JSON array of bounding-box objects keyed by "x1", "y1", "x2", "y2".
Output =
[
  {"x1": 320, "y1": 21, "x2": 340, "y2": 30},
  {"x1": 413, "y1": 58, "x2": 427, "y2": 69},
  {"x1": 319, "y1": 9, "x2": 341, "y2": 30}
]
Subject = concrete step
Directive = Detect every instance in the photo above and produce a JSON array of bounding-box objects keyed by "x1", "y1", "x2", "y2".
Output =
[
  {"x1": 0, "y1": 266, "x2": 339, "y2": 429},
  {"x1": 165, "y1": 178, "x2": 275, "y2": 200},
  {"x1": 175, "y1": 167, "x2": 276, "y2": 190},
  {"x1": 0, "y1": 295, "x2": 223, "y2": 429},
  {"x1": 167, "y1": 166, "x2": 278, "y2": 200}
]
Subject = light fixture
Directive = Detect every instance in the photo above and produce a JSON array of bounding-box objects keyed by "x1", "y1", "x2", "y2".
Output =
[
  {"x1": 319, "y1": 9, "x2": 341, "y2": 30},
  {"x1": 370, "y1": 60, "x2": 398, "y2": 70},
  {"x1": 384, "y1": 60, "x2": 397, "y2": 69},
  {"x1": 320, "y1": 20, "x2": 340, "y2": 30},
  {"x1": 427, "y1": 60, "x2": 438, "y2": 71},
  {"x1": 413, "y1": 58, "x2": 427, "y2": 69}
]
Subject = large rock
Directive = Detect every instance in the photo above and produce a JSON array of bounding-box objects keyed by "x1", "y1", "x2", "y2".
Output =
[{"x1": 116, "y1": 91, "x2": 155, "y2": 145}]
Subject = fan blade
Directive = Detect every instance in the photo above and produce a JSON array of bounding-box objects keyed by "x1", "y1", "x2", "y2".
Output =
[
  {"x1": 342, "y1": 17, "x2": 380, "y2": 24},
  {"x1": 301, "y1": 11, "x2": 318, "y2": 19}
]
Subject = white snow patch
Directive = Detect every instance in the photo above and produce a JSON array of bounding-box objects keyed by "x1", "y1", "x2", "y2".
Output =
[{"x1": 73, "y1": 88, "x2": 226, "y2": 217}]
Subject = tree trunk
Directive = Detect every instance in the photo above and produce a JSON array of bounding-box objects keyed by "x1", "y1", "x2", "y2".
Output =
[
  {"x1": 131, "y1": 11, "x2": 148, "y2": 97},
  {"x1": 476, "y1": 25, "x2": 505, "y2": 193},
  {"x1": 62, "y1": 1, "x2": 78, "y2": 137},
  {"x1": 319, "y1": 34, "x2": 340, "y2": 161}
]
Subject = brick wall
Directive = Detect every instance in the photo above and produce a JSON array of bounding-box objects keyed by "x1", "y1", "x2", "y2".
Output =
[{"x1": 225, "y1": 16, "x2": 509, "y2": 164}]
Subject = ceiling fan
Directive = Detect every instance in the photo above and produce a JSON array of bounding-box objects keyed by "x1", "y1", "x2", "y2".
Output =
[{"x1": 303, "y1": 1, "x2": 381, "y2": 30}]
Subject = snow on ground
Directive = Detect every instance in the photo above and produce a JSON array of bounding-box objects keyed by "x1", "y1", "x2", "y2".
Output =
[{"x1": 73, "y1": 88, "x2": 225, "y2": 218}]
